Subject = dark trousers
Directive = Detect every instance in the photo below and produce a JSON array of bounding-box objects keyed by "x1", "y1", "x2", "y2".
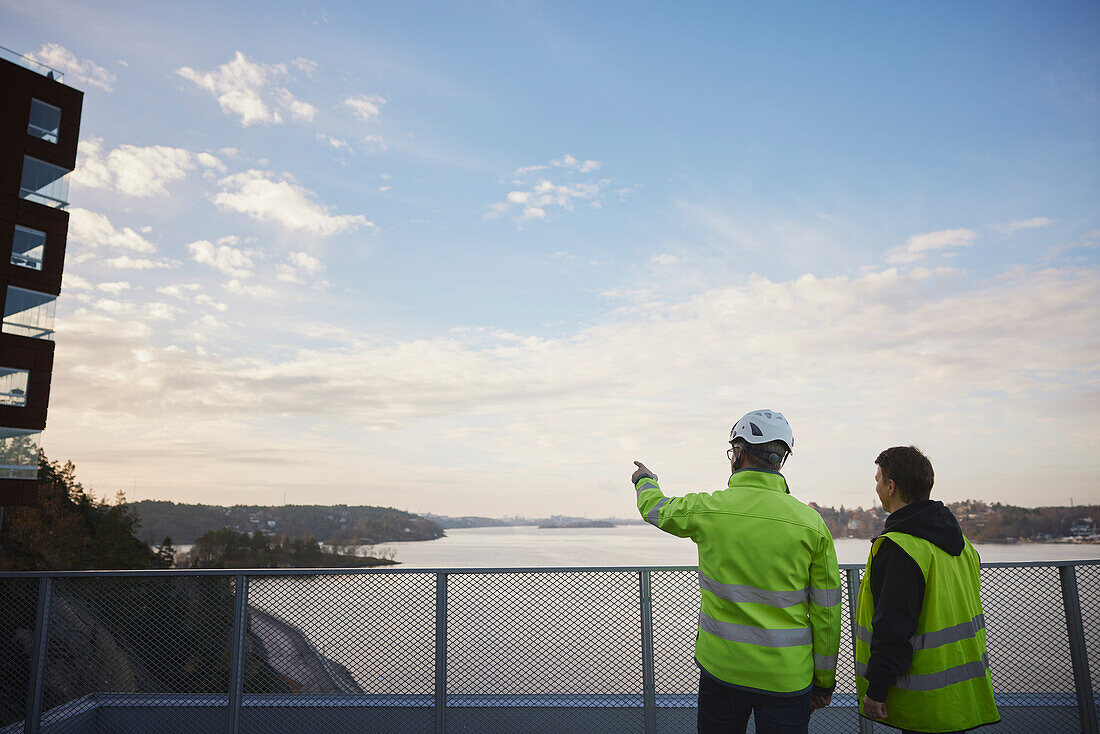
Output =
[{"x1": 697, "y1": 672, "x2": 811, "y2": 734}]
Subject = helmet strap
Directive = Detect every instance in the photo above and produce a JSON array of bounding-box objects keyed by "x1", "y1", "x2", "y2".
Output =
[{"x1": 742, "y1": 445, "x2": 789, "y2": 469}]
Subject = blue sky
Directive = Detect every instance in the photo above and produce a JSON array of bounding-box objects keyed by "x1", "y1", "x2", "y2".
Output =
[{"x1": 4, "y1": 1, "x2": 1098, "y2": 516}]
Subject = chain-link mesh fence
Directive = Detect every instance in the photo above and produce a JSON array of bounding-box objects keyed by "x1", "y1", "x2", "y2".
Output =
[
  {"x1": 245, "y1": 571, "x2": 436, "y2": 733},
  {"x1": 37, "y1": 575, "x2": 238, "y2": 734},
  {"x1": 1075, "y1": 564, "x2": 1100, "y2": 731},
  {"x1": 977, "y1": 565, "x2": 1082, "y2": 733},
  {"x1": 447, "y1": 570, "x2": 644, "y2": 733},
  {"x1": 1, "y1": 562, "x2": 1095, "y2": 734},
  {"x1": 649, "y1": 568, "x2": 697, "y2": 733},
  {"x1": 0, "y1": 577, "x2": 39, "y2": 731}
]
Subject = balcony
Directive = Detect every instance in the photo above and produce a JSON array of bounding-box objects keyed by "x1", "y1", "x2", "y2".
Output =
[
  {"x1": 0, "y1": 46, "x2": 64, "y2": 83},
  {"x1": 19, "y1": 157, "x2": 70, "y2": 210},
  {"x1": 1, "y1": 562, "x2": 1096, "y2": 733}
]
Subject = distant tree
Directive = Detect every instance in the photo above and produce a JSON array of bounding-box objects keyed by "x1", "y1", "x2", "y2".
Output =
[
  {"x1": 0, "y1": 453, "x2": 161, "y2": 571},
  {"x1": 154, "y1": 536, "x2": 177, "y2": 568}
]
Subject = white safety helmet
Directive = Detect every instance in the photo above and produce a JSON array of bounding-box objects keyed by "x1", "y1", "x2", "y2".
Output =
[{"x1": 730, "y1": 409, "x2": 794, "y2": 453}]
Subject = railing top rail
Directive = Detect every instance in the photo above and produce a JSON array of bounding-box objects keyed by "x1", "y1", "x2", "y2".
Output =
[{"x1": 1, "y1": 559, "x2": 1097, "y2": 579}]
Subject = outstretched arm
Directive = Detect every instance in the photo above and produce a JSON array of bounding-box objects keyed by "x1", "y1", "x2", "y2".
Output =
[{"x1": 632, "y1": 461, "x2": 696, "y2": 539}]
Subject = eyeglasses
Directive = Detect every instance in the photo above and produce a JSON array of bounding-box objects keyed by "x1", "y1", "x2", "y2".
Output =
[{"x1": 727, "y1": 446, "x2": 738, "y2": 461}]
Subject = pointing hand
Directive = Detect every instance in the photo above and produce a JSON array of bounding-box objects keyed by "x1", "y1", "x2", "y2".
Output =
[{"x1": 632, "y1": 461, "x2": 656, "y2": 484}]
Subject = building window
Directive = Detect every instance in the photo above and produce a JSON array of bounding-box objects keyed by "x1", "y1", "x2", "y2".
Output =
[
  {"x1": 0, "y1": 428, "x2": 40, "y2": 480},
  {"x1": 28, "y1": 99, "x2": 61, "y2": 143},
  {"x1": 19, "y1": 156, "x2": 69, "y2": 209},
  {"x1": 0, "y1": 368, "x2": 29, "y2": 407},
  {"x1": 11, "y1": 226, "x2": 46, "y2": 271},
  {"x1": 2, "y1": 287, "x2": 56, "y2": 340}
]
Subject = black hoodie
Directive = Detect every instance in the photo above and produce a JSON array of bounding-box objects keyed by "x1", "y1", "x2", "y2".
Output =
[{"x1": 864, "y1": 499, "x2": 966, "y2": 701}]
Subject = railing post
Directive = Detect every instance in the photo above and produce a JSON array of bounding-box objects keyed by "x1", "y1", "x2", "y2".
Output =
[
  {"x1": 435, "y1": 572, "x2": 448, "y2": 734},
  {"x1": 227, "y1": 574, "x2": 249, "y2": 734},
  {"x1": 24, "y1": 576, "x2": 52, "y2": 734},
  {"x1": 639, "y1": 570, "x2": 657, "y2": 734},
  {"x1": 845, "y1": 568, "x2": 873, "y2": 734},
  {"x1": 1060, "y1": 565, "x2": 1098, "y2": 734}
]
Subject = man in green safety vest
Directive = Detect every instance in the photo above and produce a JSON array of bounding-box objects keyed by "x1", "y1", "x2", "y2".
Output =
[
  {"x1": 856, "y1": 446, "x2": 999, "y2": 733},
  {"x1": 632, "y1": 409, "x2": 841, "y2": 733}
]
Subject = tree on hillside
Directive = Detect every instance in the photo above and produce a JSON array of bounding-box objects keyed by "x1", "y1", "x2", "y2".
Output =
[{"x1": 0, "y1": 453, "x2": 168, "y2": 571}]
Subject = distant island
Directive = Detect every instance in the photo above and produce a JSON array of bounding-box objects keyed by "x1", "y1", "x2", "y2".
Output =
[
  {"x1": 178, "y1": 527, "x2": 395, "y2": 569},
  {"x1": 131, "y1": 500, "x2": 445, "y2": 546},
  {"x1": 539, "y1": 520, "x2": 616, "y2": 529}
]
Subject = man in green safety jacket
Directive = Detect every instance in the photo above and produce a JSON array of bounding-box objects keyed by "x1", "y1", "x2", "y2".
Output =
[
  {"x1": 632, "y1": 409, "x2": 841, "y2": 734},
  {"x1": 856, "y1": 446, "x2": 999, "y2": 733}
]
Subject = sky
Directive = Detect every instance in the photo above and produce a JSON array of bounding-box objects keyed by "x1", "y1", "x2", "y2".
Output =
[{"x1": 2, "y1": 1, "x2": 1098, "y2": 517}]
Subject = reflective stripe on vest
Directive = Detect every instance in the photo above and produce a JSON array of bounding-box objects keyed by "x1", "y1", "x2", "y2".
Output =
[
  {"x1": 698, "y1": 610, "x2": 811, "y2": 647},
  {"x1": 700, "y1": 572, "x2": 840, "y2": 609},
  {"x1": 854, "y1": 612, "x2": 986, "y2": 651},
  {"x1": 646, "y1": 497, "x2": 668, "y2": 526},
  {"x1": 855, "y1": 653, "x2": 990, "y2": 691}
]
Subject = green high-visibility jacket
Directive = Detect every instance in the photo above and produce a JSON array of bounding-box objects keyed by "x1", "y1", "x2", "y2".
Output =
[
  {"x1": 636, "y1": 469, "x2": 841, "y2": 694},
  {"x1": 856, "y1": 532, "x2": 1000, "y2": 733}
]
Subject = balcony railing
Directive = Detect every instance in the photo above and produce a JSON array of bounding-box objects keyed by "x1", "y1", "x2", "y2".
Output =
[
  {"x1": 1, "y1": 561, "x2": 1096, "y2": 733},
  {"x1": 0, "y1": 46, "x2": 64, "y2": 82}
]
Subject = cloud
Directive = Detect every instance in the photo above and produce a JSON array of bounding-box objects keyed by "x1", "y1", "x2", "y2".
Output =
[
  {"x1": 361, "y1": 135, "x2": 386, "y2": 154},
  {"x1": 103, "y1": 256, "x2": 179, "y2": 270},
  {"x1": 292, "y1": 57, "x2": 321, "y2": 76},
  {"x1": 68, "y1": 209, "x2": 157, "y2": 253},
  {"x1": 344, "y1": 94, "x2": 386, "y2": 122},
  {"x1": 187, "y1": 240, "x2": 257, "y2": 278},
  {"x1": 651, "y1": 254, "x2": 679, "y2": 266},
  {"x1": 96, "y1": 281, "x2": 131, "y2": 295},
  {"x1": 195, "y1": 294, "x2": 229, "y2": 311},
  {"x1": 317, "y1": 134, "x2": 353, "y2": 152},
  {"x1": 884, "y1": 228, "x2": 977, "y2": 265},
  {"x1": 157, "y1": 284, "x2": 203, "y2": 299},
  {"x1": 213, "y1": 170, "x2": 373, "y2": 236},
  {"x1": 490, "y1": 180, "x2": 602, "y2": 223},
  {"x1": 43, "y1": 257, "x2": 1100, "y2": 514},
  {"x1": 552, "y1": 154, "x2": 601, "y2": 172},
  {"x1": 276, "y1": 251, "x2": 324, "y2": 283},
  {"x1": 490, "y1": 155, "x2": 608, "y2": 223},
  {"x1": 63, "y1": 274, "x2": 92, "y2": 292},
  {"x1": 177, "y1": 52, "x2": 316, "y2": 126},
  {"x1": 993, "y1": 217, "x2": 1054, "y2": 235},
  {"x1": 71, "y1": 138, "x2": 223, "y2": 197},
  {"x1": 195, "y1": 152, "x2": 227, "y2": 172},
  {"x1": 28, "y1": 43, "x2": 115, "y2": 91},
  {"x1": 225, "y1": 279, "x2": 277, "y2": 298}
]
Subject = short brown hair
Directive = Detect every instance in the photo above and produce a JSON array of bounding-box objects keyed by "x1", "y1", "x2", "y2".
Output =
[{"x1": 875, "y1": 446, "x2": 934, "y2": 503}]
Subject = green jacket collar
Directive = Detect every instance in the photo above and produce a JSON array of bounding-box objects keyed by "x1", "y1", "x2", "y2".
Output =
[{"x1": 727, "y1": 468, "x2": 790, "y2": 494}]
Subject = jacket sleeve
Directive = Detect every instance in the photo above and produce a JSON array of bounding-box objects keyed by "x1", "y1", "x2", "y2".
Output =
[
  {"x1": 809, "y1": 526, "x2": 842, "y2": 695},
  {"x1": 866, "y1": 538, "x2": 925, "y2": 701},
  {"x1": 634, "y1": 475, "x2": 697, "y2": 539}
]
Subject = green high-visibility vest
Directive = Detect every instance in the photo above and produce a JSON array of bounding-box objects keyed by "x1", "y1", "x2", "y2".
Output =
[
  {"x1": 855, "y1": 531, "x2": 999, "y2": 733},
  {"x1": 636, "y1": 470, "x2": 841, "y2": 694}
]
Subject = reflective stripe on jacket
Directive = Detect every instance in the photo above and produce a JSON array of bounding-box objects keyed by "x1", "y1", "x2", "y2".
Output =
[
  {"x1": 636, "y1": 469, "x2": 841, "y2": 694},
  {"x1": 856, "y1": 531, "x2": 1000, "y2": 732}
]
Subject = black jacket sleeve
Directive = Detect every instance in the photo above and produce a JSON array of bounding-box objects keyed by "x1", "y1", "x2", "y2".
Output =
[{"x1": 866, "y1": 538, "x2": 925, "y2": 701}]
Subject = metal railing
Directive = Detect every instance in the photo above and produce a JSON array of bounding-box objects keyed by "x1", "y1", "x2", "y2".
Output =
[
  {"x1": 0, "y1": 46, "x2": 64, "y2": 82},
  {"x1": 1, "y1": 561, "x2": 1096, "y2": 733}
]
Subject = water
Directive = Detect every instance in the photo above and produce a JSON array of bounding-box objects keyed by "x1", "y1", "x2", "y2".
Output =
[{"x1": 375, "y1": 525, "x2": 1100, "y2": 568}]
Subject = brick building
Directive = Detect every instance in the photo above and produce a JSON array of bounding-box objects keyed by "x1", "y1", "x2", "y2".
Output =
[{"x1": 0, "y1": 46, "x2": 83, "y2": 505}]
